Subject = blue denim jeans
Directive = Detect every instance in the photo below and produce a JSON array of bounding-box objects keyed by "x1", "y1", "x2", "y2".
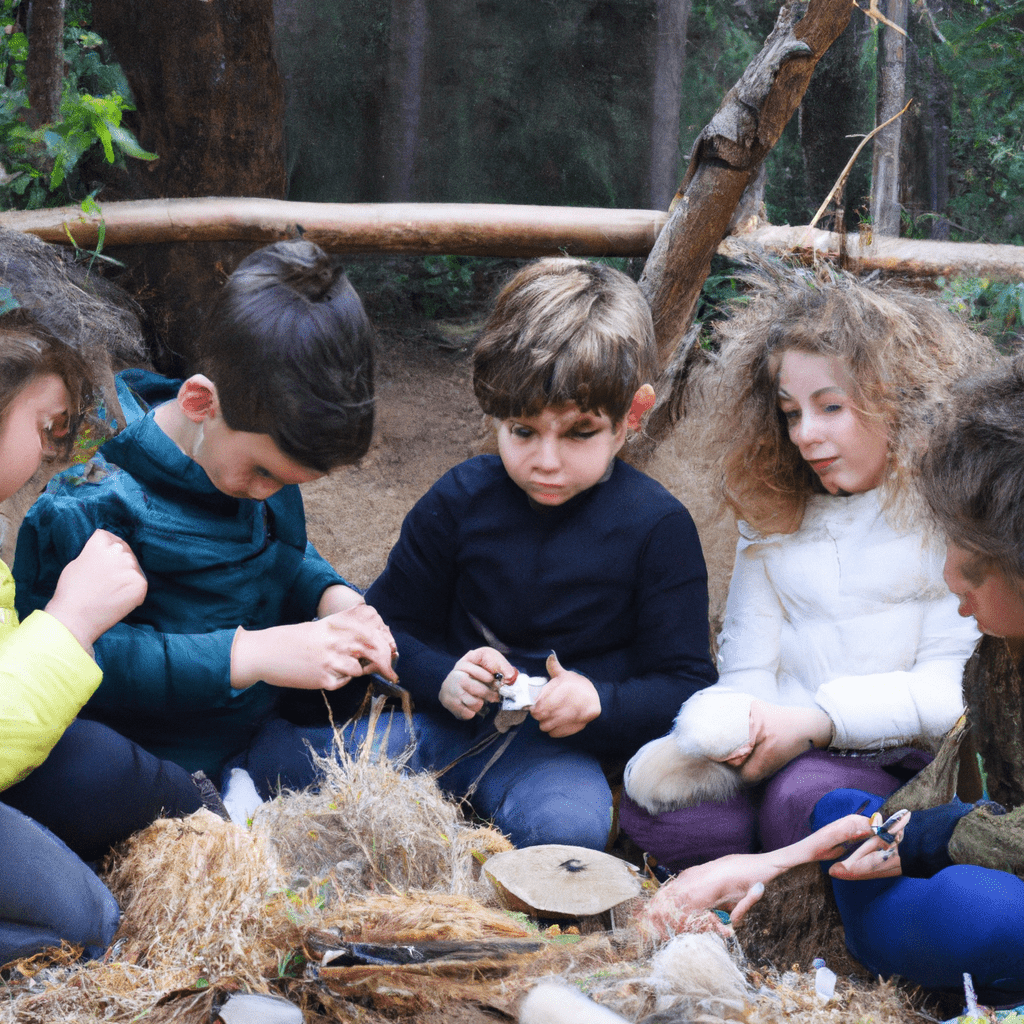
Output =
[
  {"x1": 0, "y1": 801, "x2": 119, "y2": 965},
  {"x1": 410, "y1": 711, "x2": 614, "y2": 850},
  {"x1": 814, "y1": 788, "x2": 1024, "y2": 1003}
]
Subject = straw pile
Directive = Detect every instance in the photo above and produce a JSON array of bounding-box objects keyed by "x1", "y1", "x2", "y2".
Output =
[{"x1": 0, "y1": 722, "x2": 933, "y2": 1024}]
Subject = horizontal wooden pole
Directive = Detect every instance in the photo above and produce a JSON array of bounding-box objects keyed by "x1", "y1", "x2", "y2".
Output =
[
  {"x1": 0, "y1": 198, "x2": 669, "y2": 258},
  {"x1": 727, "y1": 225, "x2": 1024, "y2": 283},
  {"x1": 1, "y1": 199, "x2": 1021, "y2": 280}
]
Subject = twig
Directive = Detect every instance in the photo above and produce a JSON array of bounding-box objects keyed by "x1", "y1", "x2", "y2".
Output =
[{"x1": 808, "y1": 98, "x2": 914, "y2": 230}]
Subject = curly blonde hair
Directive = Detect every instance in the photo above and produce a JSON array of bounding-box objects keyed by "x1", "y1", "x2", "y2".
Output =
[{"x1": 708, "y1": 267, "x2": 995, "y2": 535}]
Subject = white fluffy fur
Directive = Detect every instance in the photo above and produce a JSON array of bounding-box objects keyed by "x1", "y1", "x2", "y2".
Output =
[
  {"x1": 519, "y1": 982, "x2": 630, "y2": 1024},
  {"x1": 623, "y1": 691, "x2": 752, "y2": 814},
  {"x1": 649, "y1": 933, "x2": 748, "y2": 1019}
]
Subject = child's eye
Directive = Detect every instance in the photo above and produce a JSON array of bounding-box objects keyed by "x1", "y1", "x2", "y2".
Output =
[
  {"x1": 510, "y1": 425, "x2": 534, "y2": 440},
  {"x1": 569, "y1": 428, "x2": 599, "y2": 440},
  {"x1": 780, "y1": 408, "x2": 799, "y2": 422},
  {"x1": 823, "y1": 402, "x2": 843, "y2": 413},
  {"x1": 253, "y1": 466, "x2": 272, "y2": 479}
]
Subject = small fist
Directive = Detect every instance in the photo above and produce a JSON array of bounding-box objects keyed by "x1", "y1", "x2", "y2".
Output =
[
  {"x1": 46, "y1": 529, "x2": 147, "y2": 652},
  {"x1": 440, "y1": 647, "x2": 514, "y2": 720}
]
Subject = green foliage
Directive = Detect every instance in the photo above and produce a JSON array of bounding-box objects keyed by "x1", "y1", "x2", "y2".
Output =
[
  {"x1": 693, "y1": 254, "x2": 747, "y2": 333},
  {"x1": 929, "y1": 0, "x2": 1024, "y2": 244},
  {"x1": 941, "y1": 275, "x2": 1024, "y2": 351},
  {"x1": 0, "y1": 0, "x2": 155, "y2": 210},
  {"x1": 418, "y1": 255, "x2": 478, "y2": 318}
]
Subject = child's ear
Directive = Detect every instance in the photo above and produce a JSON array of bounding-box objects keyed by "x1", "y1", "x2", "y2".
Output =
[
  {"x1": 177, "y1": 375, "x2": 220, "y2": 424},
  {"x1": 626, "y1": 384, "x2": 656, "y2": 432}
]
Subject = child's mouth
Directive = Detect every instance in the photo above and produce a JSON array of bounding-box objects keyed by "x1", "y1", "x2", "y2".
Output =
[{"x1": 809, "y1": 457, "x2": 838, "y2": 473}]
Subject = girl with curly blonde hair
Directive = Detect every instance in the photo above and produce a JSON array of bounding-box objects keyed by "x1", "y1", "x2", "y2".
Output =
[{"x1": 621, "y1": 269, "x2": 994, "y2": 872}]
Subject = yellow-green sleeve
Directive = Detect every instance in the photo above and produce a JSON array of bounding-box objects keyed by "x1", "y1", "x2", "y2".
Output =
[{"x1": 0, "y1": 562, "x2": 102, "y2": 790}]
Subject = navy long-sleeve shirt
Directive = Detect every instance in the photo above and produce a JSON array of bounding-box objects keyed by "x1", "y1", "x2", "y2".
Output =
[{"x1": 366, "y1": 454, "x2": 717, "y2": 758}]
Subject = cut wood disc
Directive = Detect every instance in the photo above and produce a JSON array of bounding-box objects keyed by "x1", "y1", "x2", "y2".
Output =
[{"x1": 483, "y1": 844, "x2": 642, "y2": 918}]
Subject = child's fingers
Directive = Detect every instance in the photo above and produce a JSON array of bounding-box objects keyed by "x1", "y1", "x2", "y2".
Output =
[
  {"x1": 830, "y1": 810, "x2": 911, "y2": 879},
  {"x1": 728, "y1": 882, "x2": 765, "y2": 924}
]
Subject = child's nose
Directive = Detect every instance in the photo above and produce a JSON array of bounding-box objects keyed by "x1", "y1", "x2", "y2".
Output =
[
  {"x1": 534, "y1": 435, "x2": 561, "y2": 471},
  {"x1": 791, "y1": 411, "x2": 823, "y2": 446}
]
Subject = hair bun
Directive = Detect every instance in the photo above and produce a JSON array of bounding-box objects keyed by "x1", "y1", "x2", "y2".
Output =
[{"x1": 284, "y1": 251, "x2": 345, "y2": 302}]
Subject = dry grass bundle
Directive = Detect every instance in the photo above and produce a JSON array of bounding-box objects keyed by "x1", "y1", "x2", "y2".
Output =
[
  {"x1": 317, "y1": 891, "x2": 530, "y2": 942},
  {"x1": 103, "y1": 809, "x2": 294, "y2": 984},
  {"x1": 254, "y1": 719, "x2": 513, "y2": 897},
  {"x1": 0, "y1": 733, "x2": 931, "y2": 1024}
]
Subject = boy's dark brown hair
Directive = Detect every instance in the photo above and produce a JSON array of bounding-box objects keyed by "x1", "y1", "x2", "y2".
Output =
[
  {"x1": 920, "y1": 356, "x2": 1024, "y2": 586},
  {"x1": 472, "y1": 258, "x2": 656, "y2": 423},
  {"x1": 0, "y1": 308, "x2": 92, "y2": 458},
  {"x1": 191, "y1": 240, "x2": 375, "y2": 473}
]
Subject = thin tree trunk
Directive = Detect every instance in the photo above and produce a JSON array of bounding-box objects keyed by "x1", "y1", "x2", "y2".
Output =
[
  {"x1": 638, "y1": 0, "x2": 854, "y2": 377},
  {"x1": 89, "y1": 0, "x2": 287, "y2": 370},
  {"x1": 25, "y1": 0, "x2": 63, "y2": 127},
  {"x1": 799, "y1": 16, "x2": 863, "y2": 225},
  {"x1": 649, "y1": 0, "x2": 690, "y2": 210},
  {"x1": 384, "y1": 0, "x2": 428, "y2": 203},
  {"x1": 871, "y1": 0, "x2": 908, "y2": 237},
  {"x1": 925, "y1": 50, "x2": 951, "y2": 240}
]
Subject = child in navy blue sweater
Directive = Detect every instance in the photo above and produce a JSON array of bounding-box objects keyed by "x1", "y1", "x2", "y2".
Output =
[{"x1": 367, "y1": 258, "x2": 717, "y2": 849}]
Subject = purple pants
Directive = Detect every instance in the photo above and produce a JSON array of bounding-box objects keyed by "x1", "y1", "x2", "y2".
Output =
[{"x1": 619, "y1": 747, "x2": 931, "y2": 871}]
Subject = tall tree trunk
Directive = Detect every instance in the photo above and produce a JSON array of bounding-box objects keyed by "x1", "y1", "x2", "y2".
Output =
[
  {"x1": 649, "y1": 0, "x2": 690, "y2": 210},
  {"x1": 924, "y1": 52, "x2": 951, "y2": 240},
  {"x1": 798, "y1": 15, "x2": 865, "y2": 225},
  {"x1": 25, "y1": 0, "x2": 63, "y2": 127},
  {"x1": 870, "y1": 0, "x2": 908, "y2": 237},
  {"x1": 383, "y1": 0, "x2": 428, "y2": 203},
  {"x1": 89, "y1": 0, "x2": 287, "y2": 371}
]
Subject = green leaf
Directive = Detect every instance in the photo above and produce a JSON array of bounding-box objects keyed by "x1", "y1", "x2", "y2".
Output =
[{"x1": 106, "y1": 123, "x2": 157, "y2": 161}]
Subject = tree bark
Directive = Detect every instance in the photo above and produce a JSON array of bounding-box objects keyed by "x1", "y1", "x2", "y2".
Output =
[
  {"x1": 961, "y1": 636, "x2": 1024, "y2": 809},
  {"x1": 649, "y1": 0, "x2": 690, "y2": 210},
  {"x1": 870, "y1": 0, "x2": 909, "y2": 237},
  {"x1": 630, "y1": 0, "x2": 854, "y2": 464},
  {"x1": 25, "y1": 0, "x2": 63, "y2": 127},
  {"x1": 383, "y1": 0, "x2": 429, "y2": 203},
  {"x1": 89, "y1": 0, "x2": 287, "y2": 371}
]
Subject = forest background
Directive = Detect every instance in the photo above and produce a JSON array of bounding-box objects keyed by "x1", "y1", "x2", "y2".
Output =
[{"x1": 2, "y1": 0, "x2": 1023, "y2": 260}]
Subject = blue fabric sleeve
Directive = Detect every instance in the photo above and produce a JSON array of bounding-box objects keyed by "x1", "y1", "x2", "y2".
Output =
[
  {"x1": 366, "y1": 482, "x2": 463, "y2": 712},
  {"x1": 569, "y1": 510, "x2": 716, "y2": 756},
  {"x1": 286, "y1": 541, "x2": 353, "y2": 619},
  {"x1": 13, "y1": 478, "x2": 241, "y2": 710}
]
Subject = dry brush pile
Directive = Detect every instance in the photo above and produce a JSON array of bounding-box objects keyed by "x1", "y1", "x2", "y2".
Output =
[{"x1": 0, "y1": 707, "x2": 931, "y2": 1024}]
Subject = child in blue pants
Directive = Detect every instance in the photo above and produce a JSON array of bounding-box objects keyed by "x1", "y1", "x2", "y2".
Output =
[
  {"x1": 0, "y1": 310, "x2": 204, "y2": 965},
  {"x1": 367, "y1": 258, "x2": 718, "y2": 850}
]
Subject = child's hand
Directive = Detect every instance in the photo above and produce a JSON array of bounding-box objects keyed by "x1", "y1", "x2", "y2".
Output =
[
  {"x1": 231, "y1": 604, "x2": 398, "y2": 690},
  {"x1": 45, "y1": 529, "x2": 148, "y2": 654},
  {"x1": 718, "y1": 699, "x2": 833, "y2": 782},
  {"x1": 530, "y1": 652, "x2": 601, "y2": 738},
  {"x1": 827, "y1": 809, "x2": 909, "y2": 881},
  {"x1": 440, "y1": 647, "x2": 514, "y2": 720}
]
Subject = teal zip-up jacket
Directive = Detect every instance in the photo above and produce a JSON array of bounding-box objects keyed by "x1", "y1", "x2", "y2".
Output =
[{"x1": 13, "y1": 370, "x2": 347, "y2": 776}]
